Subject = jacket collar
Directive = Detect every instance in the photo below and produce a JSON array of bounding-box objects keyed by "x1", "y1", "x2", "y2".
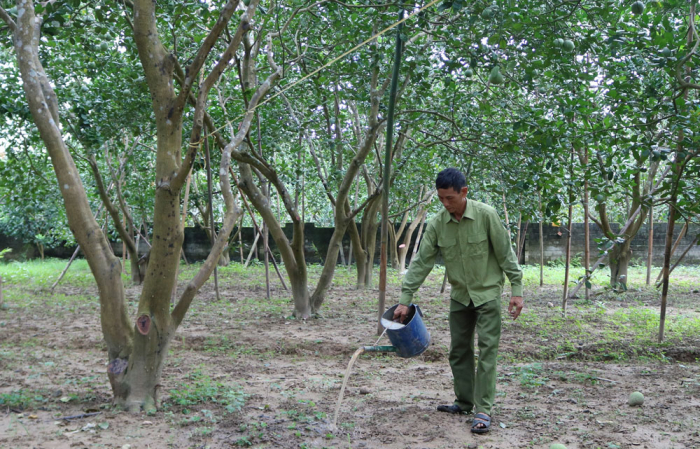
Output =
[{"x1": 441, "y1": 199, "x2": 475, "y2": 223}]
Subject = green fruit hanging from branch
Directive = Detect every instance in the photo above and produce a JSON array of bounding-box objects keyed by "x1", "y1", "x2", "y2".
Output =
[
  {"x1": 563, "y1": 39, "x2": 575, "y2": 52},
  {"x1": 631, "y1": 1, "x2": 645, "y2": 15},
  {"x1": 489, "y1": 66, "x2": 504, "y2": 85}
]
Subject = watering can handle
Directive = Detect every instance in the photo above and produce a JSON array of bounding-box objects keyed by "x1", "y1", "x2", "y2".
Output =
[{"x1": 413, "y1": 304, "x2": 423, "y2": 317}]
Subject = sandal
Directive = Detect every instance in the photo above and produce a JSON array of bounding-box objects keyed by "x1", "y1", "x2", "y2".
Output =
[
  {"x1": 471, "y1": 412, "x2": 491, "y2": 434},
  {"x1": 437, "y1": 404, "x2": 464, "y2": 414}
]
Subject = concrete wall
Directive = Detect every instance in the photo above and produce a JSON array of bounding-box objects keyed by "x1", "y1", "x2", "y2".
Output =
[
  {"x1": 525, "y1": 223, "x2": 700, "y2": 266},
  {"x1": 1, "y1": 222, "x2": 698, "y2": 266}
]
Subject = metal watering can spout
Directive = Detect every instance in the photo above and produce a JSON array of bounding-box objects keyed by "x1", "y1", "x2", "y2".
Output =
[{"x1": 362, "y1": 345, "x2": 397, "y2": 353}]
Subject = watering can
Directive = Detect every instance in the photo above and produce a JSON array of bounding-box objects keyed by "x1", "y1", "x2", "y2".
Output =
[{"x1": 363, "y1": 304, "x2": 431, "y2": 358}]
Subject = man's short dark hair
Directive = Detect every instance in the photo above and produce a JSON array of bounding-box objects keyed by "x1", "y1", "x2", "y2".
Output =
[{"x1": 436, "y1": 168, "x2": 466, "y2": 192}]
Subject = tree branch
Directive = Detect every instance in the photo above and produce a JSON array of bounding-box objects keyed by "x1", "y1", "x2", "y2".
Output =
[
  {"x1": 0, "y1": 6, "x2": 17, "y2": 32},
  {"x1": 87, "y1": 154, "x2": 138, "y2": 258},
  {"x1": 172, "y1": 146, "x2": 242, "y2": 327},
  {"x1": 172, "y1": 0, "x2": 256, "y2": 192},
  {"x1": 174, "y1": 0, "x2": 240, "y2": 113}
]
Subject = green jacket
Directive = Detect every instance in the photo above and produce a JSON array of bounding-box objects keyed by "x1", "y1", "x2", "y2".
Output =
[{"x1": 400, "y1": 199, "x2": 523, "y2": 307}]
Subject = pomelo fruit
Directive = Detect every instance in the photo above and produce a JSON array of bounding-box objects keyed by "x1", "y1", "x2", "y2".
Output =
[
  {"x1": 489, "y1": 66, "x2": 504, "y2": 84},
  {"x1": 631, "y1": 1, "x2": 645, "y2": 15},
  {"x1": 563, "y1": 39, "x2": 575, "y2": 52},
  {"x1": 629, "y1": 391, "x2": 644, "y2": 406},
  {"x1": 550, "y1": 444, "x2": 567, "y2": 449}
]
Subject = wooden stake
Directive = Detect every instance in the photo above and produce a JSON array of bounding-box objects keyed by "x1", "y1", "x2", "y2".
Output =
[
  {"x1": 238, "y1": 216, "x2": 244, "y2": 263},
  {"x1": 245, "y1": 232, "x2": 261, "y2": 268},
  {"x1": 562, "y1": 149, "x2": 574, "y2": 313},
  {"x1": 204, "y1": 136, "x2": 220, "y2": 301},
  {"x1": 51, "y1": 246, "x2": 80, "y2": 293},
  {"x1": 646, "y1": 205, "x2": 654, "y2": 285},
  {"x1": 656, "y1": 232, "x2": 699, "y2": 288},
  {"x1": 378, "y1": 10, "x2": 404, "y2": 335},
  {"x1": 538, "y1": 190, "x2": 544, "y2": 287},
  {"x1": 583, "y1": 148, "x2": 591, "y2": 300},
  {"x1": 654, "y1": 221, "x2": 688, "y2": 284}
]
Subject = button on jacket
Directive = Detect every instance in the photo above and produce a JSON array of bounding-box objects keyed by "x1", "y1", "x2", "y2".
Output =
[{"x1": 400, "y1": 199, "x2": 522, "y2": 307}]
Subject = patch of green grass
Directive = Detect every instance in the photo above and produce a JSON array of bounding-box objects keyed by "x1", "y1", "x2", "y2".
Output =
[
  {"x1": 514, "y1": 363, "x2": 549, "y2": 389},
  {"x1": 0, "y1": 258, "x2": 118, "y2": 288},
  {"x1": 0, "y1": 389, "x2": 50, "y2": 410},
  {"x1": 164, "y1": 369, "x2": 247, "y2": 414}
]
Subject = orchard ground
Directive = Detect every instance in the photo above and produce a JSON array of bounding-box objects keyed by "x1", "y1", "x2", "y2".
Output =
[{"x1": 1, "y1": 259, "x2": 699, "y2": 449}]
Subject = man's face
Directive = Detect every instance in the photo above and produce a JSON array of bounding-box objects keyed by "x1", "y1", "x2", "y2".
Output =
[{"x1": 437, "y1": 186, "x2": 468, "y2": 215}]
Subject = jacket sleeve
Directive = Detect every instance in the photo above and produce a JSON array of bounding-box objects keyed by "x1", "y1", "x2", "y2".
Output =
[
  {"x1": 487, "y1": 209, "x2": 523, "y2": 297},
  {"x1": 399, "y1": 219, "x2": 440, "y2": 306}
]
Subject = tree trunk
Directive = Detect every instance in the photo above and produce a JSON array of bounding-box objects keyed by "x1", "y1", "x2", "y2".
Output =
[
  {"x1": 348, "y1": 220, "x2": 367, "y2": 289},
  {"x1": 359, "y1": 197, "x2": 381, "y2": 289},
  {"x1": 9, "y1": 0, "x2": 133, "y2": 402},
  {"x1": 388, "y1": 223, "x2": 399, "y2": 270},
  {"x1": 609, "y1": 239, "x2": 633, "y2": 291},
  {"x1": 7, "y1": 0, "x2": 257, "y2": 412}
]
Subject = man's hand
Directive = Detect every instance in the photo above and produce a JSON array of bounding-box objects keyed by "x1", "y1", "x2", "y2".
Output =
[
  {"x1": 393, "y1": 304, "x2": 410, "y2": 323},
  {"x1": 508, "y1": 296, "x2": 523, "y2": 320}
]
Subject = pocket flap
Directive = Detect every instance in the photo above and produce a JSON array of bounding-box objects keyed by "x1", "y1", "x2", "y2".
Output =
[
  {"x1": 467, "y1": 233, "x2": 487, "y2": 244},
  {"x1": 438, "y1": 237, "x2": 456, "y2": 248}
]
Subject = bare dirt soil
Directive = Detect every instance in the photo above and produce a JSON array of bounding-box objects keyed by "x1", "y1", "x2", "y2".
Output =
[{"x1": 1, "y1": 266, "x2": 699, "y2": 449}]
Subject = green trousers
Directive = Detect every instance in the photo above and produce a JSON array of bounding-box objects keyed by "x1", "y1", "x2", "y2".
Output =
[{"x1": 448, "y1": 298, "x2": 501, "y2": 415}]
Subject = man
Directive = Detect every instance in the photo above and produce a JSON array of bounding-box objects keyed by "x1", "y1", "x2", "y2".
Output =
[{"x1": 393, "y1": 168, "x2": 523, "y2": 434}]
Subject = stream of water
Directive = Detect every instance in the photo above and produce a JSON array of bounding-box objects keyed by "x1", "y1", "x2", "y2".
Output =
[{"x1": 331, "y1": 346, "x2": 365, "y2": 429}]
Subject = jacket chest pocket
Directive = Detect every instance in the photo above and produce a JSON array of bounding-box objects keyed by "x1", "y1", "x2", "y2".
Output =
[
  {"x1": 438, "y1": 236, "x2": 458, "y2": 261},
  {"x1": 467, "y1": 233, "x2": 488, "y2": 257}
]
